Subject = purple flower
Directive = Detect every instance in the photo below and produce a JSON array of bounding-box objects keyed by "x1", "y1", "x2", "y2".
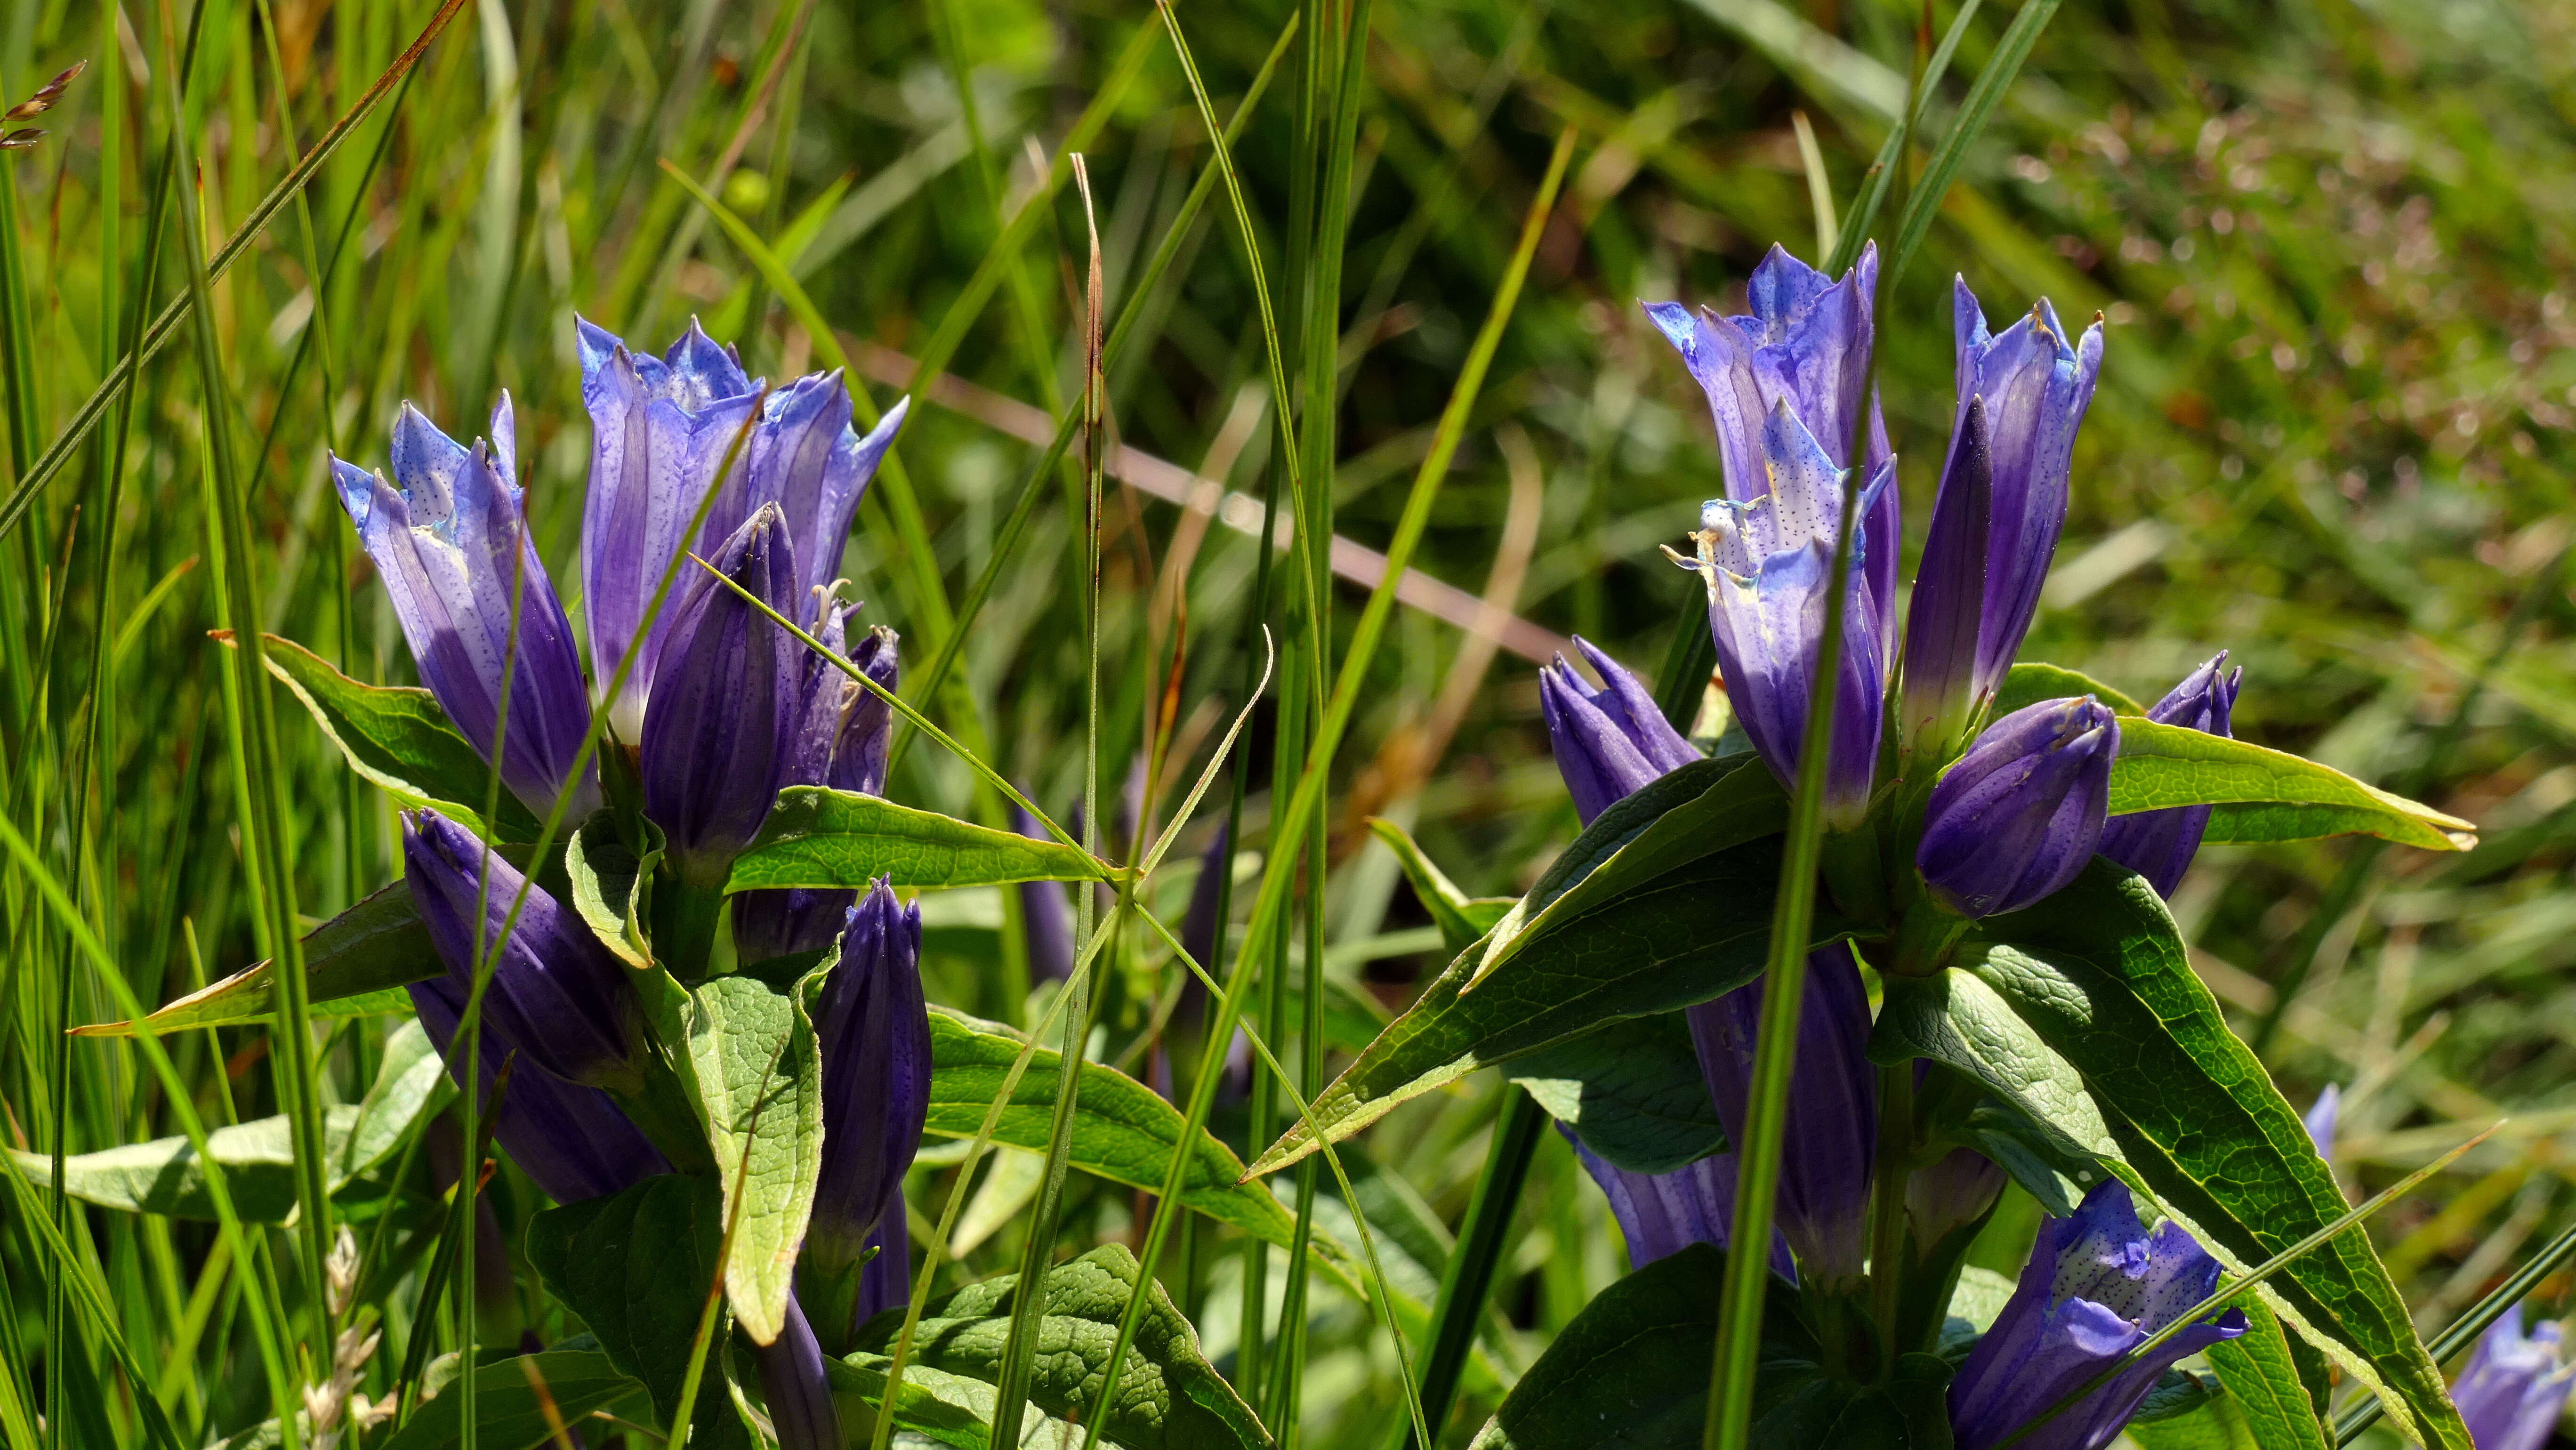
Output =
[
  {"x1": 751, "y1": 1297, "x2": 843, "y2": 1450},
  {"x1": 733, "y1": 622, "x2": 901, "y2": 964},
  {"x1": 2098, "y1": 653, "x2": 2243, "y2": 897},
  {"x1": 1013, "y1": 804, "x2": 1077, "y2": 984},
  {"x1": 1902, "y1": 284, "x2": 2106, "y2": 752},
  {"x1": 860, "y1": 1213, "x2": 911, "y2": 1322},
  {"x1": 402, "y1": 808, "x2": 642, "y2": 1092},
  {"x1": 1949, "y1": 1180, "x2": 2246, "y2": 1450},
  {"x1": 576, "y1": 319, "x2": 905, "y2": 744},
  {"x1": 1918, "y1": 697, "x2": 2120, "y2": 918},
  {"x1": 1561, "y1": 1127, "x2": 1800, "y2": 1280},
  {"x1": 576, "y1": 318, "x2": 762, "y2": 741},
  {"x1": 805, "y1": 880, "x2": 933, "y2": 1289},
  {"x1": 1651, "y1": 250, "x2": 1898, "y2": 830},
  {"x1": 1687, "y1": 943, "x2": 1878, "y2": 1286},
  {"x1": 1907, "y1": 1146, "x2": 2009, "y2": 1250},
  {"x1": 1538, "y1": 638, "x2": 1702, "y2": 825},
  {"x1": 406, "y1": 973, "x2": 668, "y2": 1205},
  {"x1": 639, "y1": 503, "x2": 809, "y2": 875},
  {"x1": 2453, "y1": 1305, "x2": 2576, "y2": 1450},
  {"x1": 2304, "y1": 1083, "x2": 2340, "y2": 1160},
  {"x1": 330, "y1": 398, "x2": 596, "y2": 818}
]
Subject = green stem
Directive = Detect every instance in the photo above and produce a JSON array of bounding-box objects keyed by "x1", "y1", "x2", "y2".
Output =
[
  {"x1": 1403, "y1": 1086, "x2": 1546, "y2": 1450},
  {"x1": 1865, "y1": 1058, "x2": 1914, "y2": 1363}
]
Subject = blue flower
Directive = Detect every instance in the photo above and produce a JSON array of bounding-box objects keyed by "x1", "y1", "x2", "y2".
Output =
[
  {"x1": 402, "y1": 808, "x2": 643, "y2": 1092},
  {"x1": 330, "y1": 399, "x2": 596, "y2": 817},
  {"x1": 2453, "y1": 1305, "x2": 2576, "y2": 1450},
  {"x1": 733, "y1": 621, "x2": 900, "y2": 964},
  {"x1": 2098, "y1": 653, "x2": 2242, "y2": 897},
  {"x1": 1538, "y1": 638, "x2": 1700, "y2": 825},
  {"x1": 752, "y1": 1297, "x2": 842, "y2": 1450},
  {"x1": 804, "y1": 881, "x2": 933, "y2": 1312},
  {"x1": 1918, "y1": 697, "x2": 2120, "y2": 918},
  {"x1": 1650, "y1": 247, "x2": 1898, "y2": 829},
  {"x1": 1900, "y1": 285, "x2": 2105, "y2": 754},
  {"x1": 1949, "y1": 1180, "x2": 2246, "y2": 1450}
]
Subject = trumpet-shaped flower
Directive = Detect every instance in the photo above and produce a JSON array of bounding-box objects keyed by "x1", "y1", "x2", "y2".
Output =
[
  {"x1": 2453, "y1": 1305, "x2": 2576, "y2": 1450},
  {"x1": 1948, "y1": 1180, "x2": 2246, "y2": 1450},
  {"x1": 1918, "y1": 697, "x2": 2120, "y2": 918},
  {"x1": 2098, "y1": 653, "x2": 2242, "y2": 897},
  {"x1": 402, "y1": 808, "x2": 643, "y2": 1093},
  {"x1": 733, "y1": 622, "x2": 901, "y2": 964},
  {"x1": 1902, "y1": 285, "x2": 2106, "y2": 749},
  {"x1": 330, "y1": 399, "x2": 595, "y2": 816},
  {"x1": 1675, "y1": 403, "x2": 1892, "y2": 825},
  {"x1": 1653, "y1": 249, "x2": 1898, "y2": 826}
]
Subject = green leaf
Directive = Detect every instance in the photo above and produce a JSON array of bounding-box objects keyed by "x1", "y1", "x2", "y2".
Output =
[
  {"x1": 848, "y1": 1244, "x2": 1270, "y2": 1450},
  {"x1": 74, "y1": 878, "x2": 438, "y2": 1037},
  {"x1": 826, "y1": 1353, "x2": 1088, "y2": 1450},
  {"x1": 376, "y1": 1351, "x2": 646, "y2": 1450},
  {"x1": 8, "y1": 1107, "x2": 360, "y2": 1220},
  {"x1": 1368, "y1": 816, "x2": 1516, "y2": 956},
  {"x1": 567, "y1": 811, "x2": 663, "y2": 969},
  {"x1": 256, "y1": 632, "x2": 542, "y2": 842},
  {"x1": 1871, "y1": 971, "x2": 2120, "y2": 1216},
  {"x1": 1507, "y1": 1011, "x2": 1727, "y2": 1174},
  {"x1": 923, "y1": 1008, "x2": 1361, "y2": 1294},
  {"x1": 1251, "y1": 836, "x2": 1835, "y2": 1179},
  {"x1": 1967, "y1": 862, "x2": 2471, "y2": 1450},
  {"x1": 2123, "y1": 1395, "x2": 2262, "y2": 1450},
  {"x1": 1992, "y1": 661, "x2": 2145, "y2": 718},
  {"x1": 728, "y1": 786, "x2": 1116, "y2": 894},
  {"x1": 524, "y1": 1175, "x2": 749, "y2": 1450},
  {"x1": 1467, "y1": 754, "x2": 1783, "y2": 991},
  {"x1": 2109, "y1": 718, "x2": 2476, "y2": 851},
  {"x1": 2205, "y1": 1299, "x2": 2331, "y2": 1450},
  {"x1": 682, "y1": 974, "x2": 824, "y2": 1346},
  {"x1": 1465, "y1": 1242, "x2": 1948, "y2": 1450},
  {"x1": 338, "y1": 1018, "x2": 455, "y2": 1183}
]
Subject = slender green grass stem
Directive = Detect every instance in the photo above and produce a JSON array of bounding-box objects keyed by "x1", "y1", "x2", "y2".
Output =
[{"x1": 1402, "y1": 1085, "x2": 1546, "y2": 1450}]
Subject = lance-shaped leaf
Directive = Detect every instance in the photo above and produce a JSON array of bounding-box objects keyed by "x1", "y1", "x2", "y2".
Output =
[
  {"x1": 1870, "y1": 967, "x2": 2121, "y2": 1214},
  {"x1": 14, "y1": 1024, "x2": 450, "y2": 1219},
  {"x1": 1507, "y1": 1011, "x2": 1727, "y2": 1174},
  {"x1": 567, "y1": 812, "x2": 663, "y2": 968},
  {"x1": 1967, "y1": 862, "x2": 2471, "y2": 1450},
  {"x1": 924, "y1": 1008, "x2": 1360, "y2": 1293},
  {"x1": 848, "y1": 1244, "x2": 1270, "y2": 1450},
  {"x1": 1368, "y1": 817, "x2": 1516, "y2": 956},
  {"x1": 524, "y1": 1176, "x2": 751, "y2": 1450},
  {"x1": 375, "y1": 1351, "x2": 647, "y2": 1450},
  {"x1": 683, "y1": 974, "x2": 824, "y2": 1347},
  {"x1": 1252, "y1": 836, "x2": 1843, "y2": 1179},
  {"x1": 1465, "y1": 754, "x2": 1783, "y2": 991},
  {"x1": 1991, "y1": 661, "x2": 2145, "y2": 718},
  {"x1": 1465, "y1": 1241, "x2": 1952, "y2": 1450},
  {"x1": 75, "y1": 878, "x2": 438, "y2": 1038},
  {"x1": 2206, "y1": 1300, "x2": 2332, "y2": 1450},
  {"x1": 253, "y1": 632, "x2": 544, "y2": 841},
  {"x1": 728, "y1": 787, "x2": 1119, "y2": 893},
  {"x1": 2109, "y1": 718, "x2": 2476, "y2": 850}
]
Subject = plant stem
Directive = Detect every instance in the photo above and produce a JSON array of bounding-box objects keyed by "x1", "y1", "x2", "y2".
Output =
[{"x1": 1403, "y1": 1085, "x2": 1546, "y2": 1450}]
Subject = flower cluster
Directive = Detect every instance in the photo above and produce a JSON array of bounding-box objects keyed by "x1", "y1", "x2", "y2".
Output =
[
  {"x1": 1539, "y1": 246, "x2": 2262, "y2": 1443},
  {"x1": 336, "y1": 322, "x2": 936, "y2": 1444}
]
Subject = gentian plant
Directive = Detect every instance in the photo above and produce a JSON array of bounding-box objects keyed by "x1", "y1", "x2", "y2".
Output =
[{"x1": 1261, "y1": 245, "x2": 2490, "y2": 1449}]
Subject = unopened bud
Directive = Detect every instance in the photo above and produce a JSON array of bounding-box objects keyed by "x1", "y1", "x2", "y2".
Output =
[{"x1": 325, "y1": 1225, "x2": 362, "y2": 1318}]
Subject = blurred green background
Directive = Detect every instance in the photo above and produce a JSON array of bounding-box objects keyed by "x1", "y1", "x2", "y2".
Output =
[{"x1": 2, "y1": 0, "x2": 2571, "y2": 1442}]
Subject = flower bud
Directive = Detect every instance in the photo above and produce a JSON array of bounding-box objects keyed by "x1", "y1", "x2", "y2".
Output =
[
  {"x1": 1917, "y1": 697, "x2": 2119, "y2": 918},
  {"x1": 733, "y1": 623, "x2": 900, "y2": 964},
  {"x1": 406, "y1": 973, "x2": 668, "y2": 1205},
  {"x1": 331, "y1": 398, "x2": 596, "y2": 817},
  {"x1": 805, "y1": 880, "x2": 932, "y2": 1284},
  {"x1": 752, "y1": 1297, "x2": 843, "y2": 1450},
  {"x1": 1539, "y1": 639, "x2": 1701, "y2": 825},
  {"x1": 402, "y1": 809, "x2": 643, "y2": 1092},
  {"x1": 2097, "y1": 652, "x2": 2241, "y2": 897},
  {"x1": 640, "y1": 502, "x2": 805, "y2": 874},
  {"x1": 1948, "y1": 1181, "x2": 2245, "y2": 1450}
]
